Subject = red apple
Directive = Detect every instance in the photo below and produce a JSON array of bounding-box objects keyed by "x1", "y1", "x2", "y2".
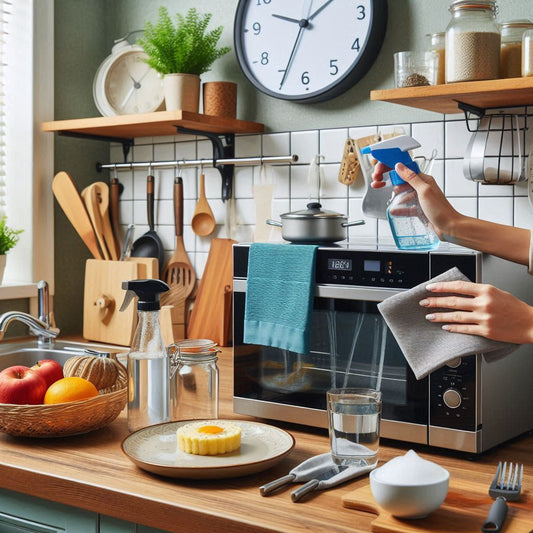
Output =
[
  {"x1": 0, "y1": 365, "x2": 47, "y2": 404},
  {"x1": 31, "y1": 359, "x2": 63, "y2": 388}
]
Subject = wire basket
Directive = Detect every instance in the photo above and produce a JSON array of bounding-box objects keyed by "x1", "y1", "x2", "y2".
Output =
[{"x1": 0, "y1": 364, "x2": 127, "y2": 438}]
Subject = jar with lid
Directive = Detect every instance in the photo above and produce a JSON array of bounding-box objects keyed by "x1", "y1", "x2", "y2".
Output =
[
  {"x1": 522, "y1": 29, "x2": 533, "y2": 77},
  {"x1": 427, "y1": 32, "x2": 445, "y2": 84},
  {"x1": 445, "y1": 0, "x2": 500, "y2": 83},
  {"x1": 169, "y1": 339, "x2": 219, "y2": 421},
  {"x1": 500, "y1": 20, "x2": 533, "y2": 78}
]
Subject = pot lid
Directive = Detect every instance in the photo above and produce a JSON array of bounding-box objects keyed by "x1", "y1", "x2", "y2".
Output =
[{"x1": 280, "y1": 202, "x2": 346, "y2": 219}]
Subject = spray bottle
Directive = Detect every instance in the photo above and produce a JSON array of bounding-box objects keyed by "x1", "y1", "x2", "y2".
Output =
[
  {"x1": 361, "y1": 135, "x2": 439, "y2": 250},
  {"x1": 120, "y1": 279, "x2": 170, "y2": 432}
]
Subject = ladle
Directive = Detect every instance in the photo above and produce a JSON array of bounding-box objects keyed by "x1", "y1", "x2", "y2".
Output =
[
  {"x1": 191, "y1": 173, "x2": 216, "y2": 236},
  {"x1": 131, "y1": 174, "x2": 165, "y2": 276}
]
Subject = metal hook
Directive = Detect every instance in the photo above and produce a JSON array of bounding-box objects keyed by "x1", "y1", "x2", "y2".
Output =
[
  {"x1": 113, "y1": 164, "x2": 118, "y2": 181},
  {"x1": 148, "y1": 161, "x2": 153, "y2": 176}
]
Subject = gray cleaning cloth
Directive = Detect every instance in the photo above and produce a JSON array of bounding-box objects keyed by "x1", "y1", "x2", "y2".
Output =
[{"x1": 378, "y1": 267, "x2": 519, "y2": 380}]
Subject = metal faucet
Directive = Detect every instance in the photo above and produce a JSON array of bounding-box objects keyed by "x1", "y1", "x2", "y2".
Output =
[{"x1": 0, "y1": 280, "x2": 60, "y2": 345}]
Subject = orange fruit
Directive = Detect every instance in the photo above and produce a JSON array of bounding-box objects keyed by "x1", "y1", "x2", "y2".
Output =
[{"x1": 43, "y1": 376, "x2": 98, "y2": 404}]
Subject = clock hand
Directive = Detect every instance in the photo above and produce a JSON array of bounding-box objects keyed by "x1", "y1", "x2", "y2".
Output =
[
  {"x1": 279, "y1": 19, "x2": 309, "y2": 89},
  {"x1": 308, "y1": 0, "x2": 334, "y2": 21},
  {"x1": 272, "y1": 13, "x2": 301, "y2": 24},
  {"x1": 120, "y1": 85, "x2": 136, "y2": 110}
]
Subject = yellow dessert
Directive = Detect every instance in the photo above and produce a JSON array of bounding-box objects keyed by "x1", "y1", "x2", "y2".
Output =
[{"x1": 177, "y1": 421, "x2": 242, "y2": 456}]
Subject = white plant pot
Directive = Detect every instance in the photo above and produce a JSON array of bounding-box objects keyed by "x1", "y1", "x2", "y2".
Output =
[
  {"x1": 163, "y1": 73, "x2": 200, "y2": 112},
  {"x1": 0, "y1": 255, "x2": 6, "y2": 285}
]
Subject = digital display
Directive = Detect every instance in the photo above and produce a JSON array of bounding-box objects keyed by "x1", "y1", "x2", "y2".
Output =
[
  {"x1": 328, "y1": 258, "x2": 352, "y2": 271},
  {"x1": 364, "y1": 259, "x2": 381, "y2": 272}
]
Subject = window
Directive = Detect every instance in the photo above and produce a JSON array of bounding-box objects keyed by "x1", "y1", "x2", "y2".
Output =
[{"x1": 0, "y1": 0, "x2": 54, "y2": 300}]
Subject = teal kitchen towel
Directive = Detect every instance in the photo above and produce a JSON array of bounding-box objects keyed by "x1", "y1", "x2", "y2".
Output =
[{"x1": 244, "y1": 243, "x2": 318, "y2": 354}]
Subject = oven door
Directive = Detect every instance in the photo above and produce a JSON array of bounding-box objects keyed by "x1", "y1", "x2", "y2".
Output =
[{"x1": 233, "y1": 281, "x2": 429, "y2": 444}]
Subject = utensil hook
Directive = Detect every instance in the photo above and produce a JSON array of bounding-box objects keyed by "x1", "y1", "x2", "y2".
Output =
[
  {"x1": 113, "y1": 164, "x2": 118, "y2": 181},
  {"x1": 148, "y1": 161, "x2": 153, "y2": 177}
]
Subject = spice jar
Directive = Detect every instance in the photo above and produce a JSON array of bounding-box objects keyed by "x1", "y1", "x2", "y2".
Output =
[
  {"x1": 500, "y1": 20, "x2": 533, "y2": 78},
  {"x1": 169, "y1": 339, "x2": 220, "y2": 421},
  {"x1": 427, "y1": 32, "x2": 446, "y2": 84},
  {"x1": 522, "y1": 29, "x2": 533, "y2": 77},
  {"x1": 445, "y1": 0, "x2": 500, "y2": 83}
]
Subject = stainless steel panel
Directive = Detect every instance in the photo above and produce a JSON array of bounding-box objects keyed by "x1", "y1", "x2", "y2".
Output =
[
  {"x1": 429, "y1": 426, "x2": 481, "y2": 453},
  {"x1": 380, "y1": 419, "x2": 427, "y2": 445}
]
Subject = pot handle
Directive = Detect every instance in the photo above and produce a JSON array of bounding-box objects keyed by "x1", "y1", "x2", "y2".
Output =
[
  {"x1": 341, "y1": 219, "x2": 366, "y2": 228},
  {"x1": 266, "y1": 219, "x2": 283, "y2": 227}
]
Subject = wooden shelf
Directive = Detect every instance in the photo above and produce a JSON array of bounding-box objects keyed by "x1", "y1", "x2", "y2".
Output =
[
  {"x1": 370, "y1": 77, "x2": 533, "y2": 114},
  {"x1": 41, "y1": 110, "x2": 265, "y2": 141}
]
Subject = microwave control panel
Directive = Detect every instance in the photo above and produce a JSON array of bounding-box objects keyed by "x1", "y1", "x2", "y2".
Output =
[{"x1": 429, "y1": 356, "x2": 477, "y2": 431}]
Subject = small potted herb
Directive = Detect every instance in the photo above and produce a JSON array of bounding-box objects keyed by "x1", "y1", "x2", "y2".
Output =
[
  {"x1": 139, "y1": 7, "x2": 231, "y2": 112},
  {"x1": 0, "y1": 217, "x2": 23, "y2": 284}
]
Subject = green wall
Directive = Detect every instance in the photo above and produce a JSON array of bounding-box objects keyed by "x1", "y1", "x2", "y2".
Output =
[{"x1": 53, "y1": 0, "x2": 533, "y2": 334}]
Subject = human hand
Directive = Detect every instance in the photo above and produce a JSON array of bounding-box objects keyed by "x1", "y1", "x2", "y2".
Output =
[{"x1": 420, "y1": 280, "x2": 533, "y2": 345}]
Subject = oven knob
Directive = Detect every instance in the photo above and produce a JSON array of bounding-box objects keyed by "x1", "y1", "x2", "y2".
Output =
[
  {"x1": 443, "y1": 388, "x2": 462, "y2": 409},
  {"x1": 446, "y1": 357, "x2": 462, "y2": 369}
]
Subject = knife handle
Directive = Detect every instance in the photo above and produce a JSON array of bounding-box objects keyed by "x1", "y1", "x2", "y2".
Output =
[
  {"x1": 482, "y1": 497, "x2": 508, "y2": 533},
  {"x1": 259, "y1": 474, "x2": 296, "y2": 496},
  {"x1": 291, "y1": 479, "x2": 320, "y2": 502}
]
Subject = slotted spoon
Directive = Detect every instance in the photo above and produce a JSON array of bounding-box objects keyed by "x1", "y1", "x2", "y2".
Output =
[{"x1": 162, "y1": 176, "x2": 196, "y2": 297}]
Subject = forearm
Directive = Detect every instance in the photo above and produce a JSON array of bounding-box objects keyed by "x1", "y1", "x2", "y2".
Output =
[{"x1": 444, "y1": 215, "x2": 531, "y2": 267}]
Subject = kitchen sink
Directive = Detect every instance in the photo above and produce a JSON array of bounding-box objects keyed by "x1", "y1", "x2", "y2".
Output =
[{"x1": 0, "y1": 340, "x2": 128, "y2": 371}]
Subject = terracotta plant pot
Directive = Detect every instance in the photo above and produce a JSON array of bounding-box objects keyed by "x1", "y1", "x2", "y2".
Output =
[
  {"x1": 163, "y1": 73, "x2": 200, "y2": 112},
  {"x1": 202, "y1": 81, "x2": 237, "y2": 118}
]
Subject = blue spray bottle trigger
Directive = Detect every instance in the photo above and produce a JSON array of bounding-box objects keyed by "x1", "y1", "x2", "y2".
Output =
[{"x1": 360, "y1": 145, "x2": 421, "y2": 185}]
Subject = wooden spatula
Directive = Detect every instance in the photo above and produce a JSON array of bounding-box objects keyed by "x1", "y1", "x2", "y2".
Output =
[
  {"x1": 94, "y1": 181, "x2": 120, "y2": 260},
  {"x1": 81, "y1": 183, "x2": 110, "y2": 260},
  {"x1": 52, "y1": 171, "x2": 103, "y2": 259},
  {"x1": 161, "y1": 176, "x2": 196, "y2": 297}
]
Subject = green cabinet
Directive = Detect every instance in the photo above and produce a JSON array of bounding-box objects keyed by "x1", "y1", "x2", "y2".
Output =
[{"x1": 0, "y1": 489, "x2": 167, "y2": 533}]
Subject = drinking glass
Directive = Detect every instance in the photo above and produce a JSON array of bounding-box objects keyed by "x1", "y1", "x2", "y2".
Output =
[{"x1": 327, "y1": 388, "x2": 382, "y2": 466}]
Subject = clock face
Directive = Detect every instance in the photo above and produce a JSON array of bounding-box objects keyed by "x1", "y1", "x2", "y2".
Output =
[
  {"x1": 94, "y1": 45, "x2": 165, "y2": 116},
  {"x1": 234, "y1": 0, "x2": 388, "y2": 103}
]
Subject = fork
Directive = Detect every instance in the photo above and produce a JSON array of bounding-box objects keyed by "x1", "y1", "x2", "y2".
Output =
[{"x1": 482, "y1": 461, "x2": 523, "y2": 533}]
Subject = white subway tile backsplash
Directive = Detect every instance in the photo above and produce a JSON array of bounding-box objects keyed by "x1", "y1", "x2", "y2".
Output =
[
  {"x1": 290, "y1": 130, "x2": 319, "y2": 164},
  {"x1": 319, "y1": 128, "x2": 348, "y2": 163},
  {"x1": 113, "y1": 114, "x2": 527, "y2": 280}
]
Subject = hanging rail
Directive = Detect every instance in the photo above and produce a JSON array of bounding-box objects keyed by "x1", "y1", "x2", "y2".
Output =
[{"x1": 96, "y1": 154, "x2": 298, "y2": 171}]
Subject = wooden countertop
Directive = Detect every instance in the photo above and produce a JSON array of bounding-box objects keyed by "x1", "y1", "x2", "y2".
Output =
[{"x1": 0, "y1": 346, "x2": 532, "y2": 533}]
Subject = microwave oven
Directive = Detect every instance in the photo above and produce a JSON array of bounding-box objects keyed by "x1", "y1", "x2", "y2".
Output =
[{"x1": 232, "y1": 243, "x2": 533, "y2": 453}]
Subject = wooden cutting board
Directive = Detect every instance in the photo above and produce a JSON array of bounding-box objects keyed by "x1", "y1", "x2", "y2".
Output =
[
  {"x1": 342, "y1": 480, "x2": 533, "y2": 533},
  {"x1": 187, "y1": 238, "x2": 236, "y2": 346}
]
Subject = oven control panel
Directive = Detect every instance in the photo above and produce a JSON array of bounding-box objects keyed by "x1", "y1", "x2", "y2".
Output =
[{"x1": 429, "y1": 356, "x2": 477, "y2": 431}]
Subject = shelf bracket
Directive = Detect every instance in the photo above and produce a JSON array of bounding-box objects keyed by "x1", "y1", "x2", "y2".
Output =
[
  {"x1": 175, "y1": 126, "x2": 235, "y2": 201},
  {"x1": 58, "y1": 131, "x2": 134, "y2": 163},
  {"x1": 458, "y1": 102, "x2": 486, "y2": 132}
]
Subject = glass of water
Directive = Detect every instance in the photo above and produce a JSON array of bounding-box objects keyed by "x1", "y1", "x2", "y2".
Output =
[{"x1": 327, "y1": 388, "x2": 382, "y2": 467}]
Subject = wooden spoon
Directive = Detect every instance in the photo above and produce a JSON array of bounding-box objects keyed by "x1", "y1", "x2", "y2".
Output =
[
  {"x1": 81, "y1": 183, "x2": 110, "y2": 260},
  {"x1": 191, "y1": 173, "x2": 216, "y2": 237},
  {"x1": 52, "y1": 171, "x2": 103, "y2": 260},
  {"x1": 162, "y1": 176, "x2": 196, "y2": 297},
  {"x1": 94, "y1": 181, "x2": 120, "y2": 260}
]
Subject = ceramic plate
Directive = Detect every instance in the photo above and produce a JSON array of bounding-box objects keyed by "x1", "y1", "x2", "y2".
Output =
[{"x1": 121, "y1": 419, "x2": 295, "y2": 479}]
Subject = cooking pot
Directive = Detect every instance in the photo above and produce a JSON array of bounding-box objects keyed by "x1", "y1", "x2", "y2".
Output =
[{"x1": 266, "y1": 202, "x2": 365, "y2": 243}]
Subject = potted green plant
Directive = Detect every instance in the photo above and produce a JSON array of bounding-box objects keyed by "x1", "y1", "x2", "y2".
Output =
[
  {"x1": 0, "y1": 217, "x2": 23, "y2": 284},
  {"x1": 139, "y1": 7, "x2": 231, "y2": 112}
]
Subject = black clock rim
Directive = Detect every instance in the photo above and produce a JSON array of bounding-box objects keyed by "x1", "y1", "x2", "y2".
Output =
[{"x1": 233, "y1": 0, "x2": 388, "y2": 104}]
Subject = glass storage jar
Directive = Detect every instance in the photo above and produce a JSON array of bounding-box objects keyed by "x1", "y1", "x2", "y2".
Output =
[
  {"x1": 500, "y1": 20, "x2": 533, "y2": 78},
  {"x1": 445, "y1": 0, "x2": 500, "y2": 83},
  {"x1": 169, "y1": 339, "x2": 220, "y2": 421},
  {"x1": 522, "y1": 29, "x2": 533, "y2": 77},
  {"x1": 427, "y1": 32, "x2": 446, "y2": 84}
]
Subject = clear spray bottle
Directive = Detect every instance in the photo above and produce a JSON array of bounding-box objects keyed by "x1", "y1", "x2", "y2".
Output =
[
  {"x1": 120, "y1": 279, "x2": 170, "y2": 432},
  {"x1": 361, "y1": 135, "x2": 439, "y2": 251}
]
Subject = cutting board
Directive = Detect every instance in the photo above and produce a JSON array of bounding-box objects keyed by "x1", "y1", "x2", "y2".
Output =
[
  {"x1": 342, "y1": 480, "x2": 533, "y2": 533},
  {"x1": 187, "y1": 238, "x2": 236, "y2": 346}
]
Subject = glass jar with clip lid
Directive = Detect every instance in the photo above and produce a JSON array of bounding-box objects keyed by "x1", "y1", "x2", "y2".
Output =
[{"x1": 169, "y1": 339, "x2": 220, "y2": 421}]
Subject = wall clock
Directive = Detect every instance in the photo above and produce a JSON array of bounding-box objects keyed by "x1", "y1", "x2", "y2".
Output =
[
  {"x1": 234, "y1": 0, "x2": 388, "y2": 103},
  {"x1": 93, "y1": 37, "x2": 165, "y2": 116}
]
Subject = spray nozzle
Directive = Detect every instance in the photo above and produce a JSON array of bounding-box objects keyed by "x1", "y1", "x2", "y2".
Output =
[
  {"x1": 120, "y1": 279, "x2": 169, "y2": 312},
  {"x1": 361, "y1": 135, "x2": 421, "y2": 185}
]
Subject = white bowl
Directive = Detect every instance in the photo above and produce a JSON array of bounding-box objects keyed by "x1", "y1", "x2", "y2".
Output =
[{"x1": 369, "y1": 451, "x2": 449, "y2": 519}]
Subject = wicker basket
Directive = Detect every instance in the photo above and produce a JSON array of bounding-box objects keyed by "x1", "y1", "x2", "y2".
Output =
[{"x1": 0, "y1": 363, "x2": 127, "y2": 438}]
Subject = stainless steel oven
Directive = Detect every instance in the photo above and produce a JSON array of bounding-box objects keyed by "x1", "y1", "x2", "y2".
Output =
[{"x1": 233, "y1": 243, "x2": 533, "y2": 453}]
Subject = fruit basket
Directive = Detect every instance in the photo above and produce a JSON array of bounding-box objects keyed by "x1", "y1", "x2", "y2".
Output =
[{"x1": 0, "y1": 363, "x2": 127, "y2": 438}]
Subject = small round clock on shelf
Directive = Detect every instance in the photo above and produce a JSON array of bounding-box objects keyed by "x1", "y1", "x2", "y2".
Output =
[
  {"x1": 93, "y1": 37, "x2": 165, "y2": 116},
  {"x1": 234, "y1": 0, "x2": 388, "y2": 104}
]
